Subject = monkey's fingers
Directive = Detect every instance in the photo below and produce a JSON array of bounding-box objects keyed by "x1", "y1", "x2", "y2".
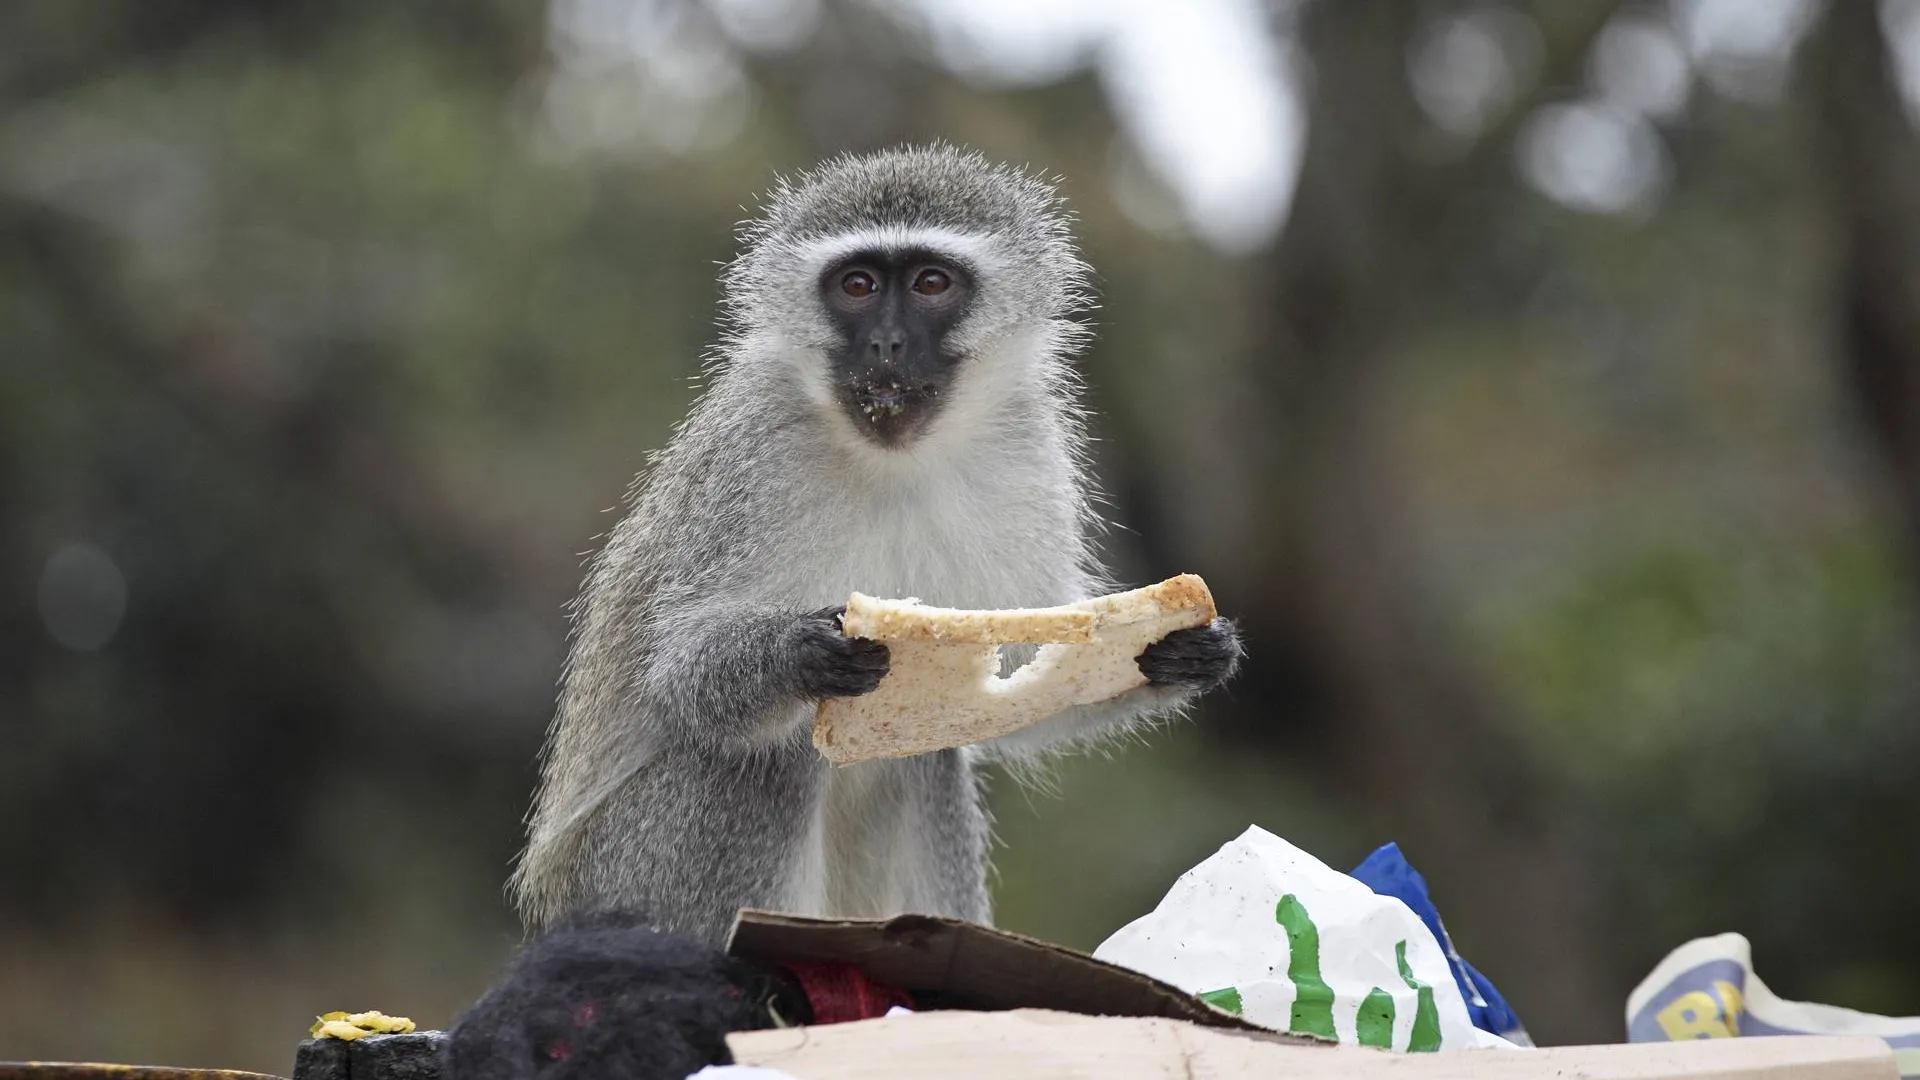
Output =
[
  {"x1": 807, "y1": 604, "x2": 851, "y2": 629},
  {"x1": 795, "y1": 623, "x2": 891, "y2": 698},
  {"x1": 1136, "y1": 619, "x2": 1242, "y2": 688},
  {"x1": 823, "y1": 638, "x2": 890, "y2": 696}
]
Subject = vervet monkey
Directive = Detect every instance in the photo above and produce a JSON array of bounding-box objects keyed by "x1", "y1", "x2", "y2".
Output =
[{"x1": 512, "y1": 145, "x2": 1241, "y2": 942}]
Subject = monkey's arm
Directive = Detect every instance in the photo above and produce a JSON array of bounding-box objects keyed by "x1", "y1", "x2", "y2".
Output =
[
  {"x1": 643, "y1": 602, "x2": 889, "y2": 750},
  {"x1": 977, "y1": 618, "x2": 1242, "y2": 760}
]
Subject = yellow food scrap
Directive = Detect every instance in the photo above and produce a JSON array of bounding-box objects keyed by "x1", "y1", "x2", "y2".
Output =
[
  {"x1": 318, "y1": 1020, "x2": 369, "y2": 1041},
  {"x1": 310, "y1": 1012, "x2": 351, "y2": 1037},
  {"x1": 310, "y1": 1009, "x2": 416, "y2": 1040},
  {"x1": 348, "y1": 1011, "x2": 416, "y2": 1034}
]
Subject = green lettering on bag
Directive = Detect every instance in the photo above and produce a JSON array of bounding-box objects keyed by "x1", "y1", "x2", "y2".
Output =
[
  {"x1": 1276, "y1": 894, "x2": 1337, "y2": 1040},
  {"x1": 1397, "y1": 939, "x2": 1442, "y2": 1052},
  {"x1": 1355, "y1": 986, "x2": 1397, "y2": 1048},
  {"x1": 1198, "y1": 986, "x2": 1244, "y2": 1014},
  {"x1": 1196, "y1": 896, "x2": 1449, "y2": 1051}
]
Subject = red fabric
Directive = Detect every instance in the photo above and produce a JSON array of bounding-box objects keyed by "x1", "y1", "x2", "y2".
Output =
[{"x1": 781, "y1": 962, "x2": 914, "y2": 1025}]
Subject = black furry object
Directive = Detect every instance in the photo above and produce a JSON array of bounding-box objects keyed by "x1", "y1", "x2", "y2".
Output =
[{"x1": 441, "y1": 912, "x2": 798, "y2": 1080}]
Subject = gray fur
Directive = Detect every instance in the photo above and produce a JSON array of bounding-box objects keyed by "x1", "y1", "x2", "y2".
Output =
[{"x1": 511, "y1": 144, "x2": 1213, "y2": 941}]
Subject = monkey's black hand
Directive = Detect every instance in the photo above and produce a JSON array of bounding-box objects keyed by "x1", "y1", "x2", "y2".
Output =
[
  {"x1": 1137, "y1": 617, "x2": 1242, "y2": 691},
  {"x1": 790, "y1": 606, "x2": 891, "y2": 699}
]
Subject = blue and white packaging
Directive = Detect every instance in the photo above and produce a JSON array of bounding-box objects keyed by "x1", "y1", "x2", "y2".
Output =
[
  {"x1": 1628, "y1": 932, "x2": 1920, "y2": 1079},
  {"x1": 1349, "y1": 841, "x2": 1532, "y2": 1047},
  {"x1": 1092, "y1": 825, "x2": 1519, "y2": 1053}
]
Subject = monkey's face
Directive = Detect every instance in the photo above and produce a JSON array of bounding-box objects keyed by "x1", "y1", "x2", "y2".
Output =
[{"x1": 818, "y1": 247, "x2": 973, "y2": 448}]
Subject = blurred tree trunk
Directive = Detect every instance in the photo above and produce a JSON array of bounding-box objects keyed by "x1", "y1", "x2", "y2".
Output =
[
  {"x1": 1194, "y1": 1, "x2": 1619, "y2": 1043},
  {"x1": 1815, "y1": 2, "x2": 1920, "y2": 582}
]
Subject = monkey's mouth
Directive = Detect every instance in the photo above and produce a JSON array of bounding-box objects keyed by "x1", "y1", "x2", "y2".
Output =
[{"x1": 845, "y1": 379, "x2": 940, "y2": 447}]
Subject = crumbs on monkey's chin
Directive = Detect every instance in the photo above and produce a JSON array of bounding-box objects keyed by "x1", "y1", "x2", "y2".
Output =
[{"x1": 310, "y1": 1009, "x2": 417, "y2": 1039}]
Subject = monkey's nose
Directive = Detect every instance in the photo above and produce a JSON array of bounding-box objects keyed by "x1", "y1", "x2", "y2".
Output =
[{"x1": 867, "y1": 331, "x2": 906, "y2": 363}]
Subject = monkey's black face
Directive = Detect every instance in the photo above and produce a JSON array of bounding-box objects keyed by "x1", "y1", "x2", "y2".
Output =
[{"x1": 820, "y1": 248, "x2": 972, "y2": 448}]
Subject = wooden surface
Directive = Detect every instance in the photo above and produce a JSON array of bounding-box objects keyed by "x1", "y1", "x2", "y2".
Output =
[
  {"x1": 0, "y1": 1066, "x2": 287, "y2": 1080},
  {"x1": 729, "y1": 1008, "x2": 1901, "y2": 1080}
]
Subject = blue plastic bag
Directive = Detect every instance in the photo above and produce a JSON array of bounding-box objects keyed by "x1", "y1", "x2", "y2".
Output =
[{"x1": 1350, "y1": 842, "x2": 1532, "y2": 1047}]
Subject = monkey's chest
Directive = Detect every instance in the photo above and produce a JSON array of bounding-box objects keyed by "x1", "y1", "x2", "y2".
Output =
[{"x1": 773, "y1": 487, "x2": 1079, "y2": 611}]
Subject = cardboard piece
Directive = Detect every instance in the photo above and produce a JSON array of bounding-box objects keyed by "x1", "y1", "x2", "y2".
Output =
[
  {"x1": 813, "y1": 575, "x2": 1216, "y2": 764},
  {"x1": 725, "y1": 912, "x2": 1898, "y2": 1078},
  {"x1": 725, "y1": 910, "x2": 1271, "y2": 1035},
  {"x1": 728, "y1": 1009, "x2": 1901, "y2": 1080}
]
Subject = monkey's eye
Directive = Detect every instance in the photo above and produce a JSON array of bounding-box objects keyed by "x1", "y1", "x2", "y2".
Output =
[
  {"x1": 840, "y1": 270, "x2": 877, "y2": 298},
  {"x1": 912, "y1": 268, "x2": 952, "y2": 296}
]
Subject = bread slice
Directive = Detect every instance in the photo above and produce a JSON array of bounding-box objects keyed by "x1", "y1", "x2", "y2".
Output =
[{"x1": 813, "y1": 575, "x2": 1216, "y2": 764}]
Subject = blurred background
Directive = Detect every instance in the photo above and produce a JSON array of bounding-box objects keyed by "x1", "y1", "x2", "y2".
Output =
[{"x1": 7, "y1": 0, "x2": 1920, "y2": 1067}]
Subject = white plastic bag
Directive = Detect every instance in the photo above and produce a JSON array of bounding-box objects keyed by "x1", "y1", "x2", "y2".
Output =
[{"x1": 1093, "y1": 825, "x2": 1517, "y2": 1052}]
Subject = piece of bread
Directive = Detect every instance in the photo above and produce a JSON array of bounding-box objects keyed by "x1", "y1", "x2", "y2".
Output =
[{"x1": 813, "y1": 575, "x2": 1216, "y2": 764}]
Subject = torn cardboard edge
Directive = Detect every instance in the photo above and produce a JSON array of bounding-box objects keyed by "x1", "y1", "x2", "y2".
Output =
[{"x1": 724, "y1": 909, "x2": 1278, "y2": 1037}]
